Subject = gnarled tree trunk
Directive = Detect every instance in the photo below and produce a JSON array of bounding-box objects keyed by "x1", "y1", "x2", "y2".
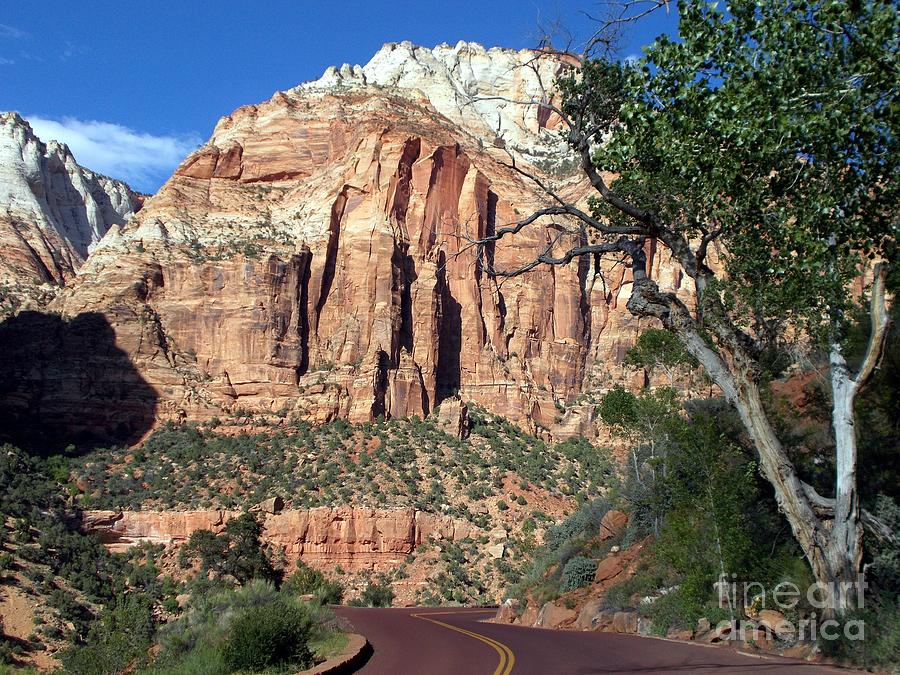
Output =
[{"x1": 627, "y1": 259, "x2": 891, "y2": 615}]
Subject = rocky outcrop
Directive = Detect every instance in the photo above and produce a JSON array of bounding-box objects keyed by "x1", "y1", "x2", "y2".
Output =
[
  {"x1": 495, "y1": 598, "x2": 521, "y2": 624},
  {"x1": 2, "y1": 42, "x2": 699, "y2": 439},
  {"x1": 0, "y1": 112, "x2": 141, "y2": 292},
  {"x1": 433, "y1": 396, "x2": 470, "y2": 438},
  {"x1": 82, "y1": 508, "x2": 472, "y2": 571},
  {"x1": 300, "y1": 41, "x2": 575, "y2": 169},
  {"x1": 599, "y1": 509, "x2": 628, "y2": 540},
  {"x1": 534, "y1": 601, "x2": 577, "y2": 628}
]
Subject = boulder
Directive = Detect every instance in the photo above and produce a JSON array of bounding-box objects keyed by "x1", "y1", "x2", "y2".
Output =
[
  {"x1": 741, "y1": 626, "x2": 775, "y2": 651},
  {"x1": 487, "y1": 543, "x2": 505, "y2": 559},
  {"x1": 574, "y1": 598, "x2": 610, "y2": 631},
  {"x1": 257, "y1": 496, "x2": 285, "y2": 514},
  {"x1": 706, "y1": 620, "x2": 737, "y2": 643},
  {"x1": 495, "y1": 598, "x2": 520, "y2": 624},
  {"x1": 667, "y1": 628, "x2": 693, "y2": 641},
  {"x1": 637, "y1": 616, "x2": 654, "y2": 636},
  {"x1": 536, "y1": 602, "x2": 576, "y2": 628},
  {"x1": 696, "y1": 617, "x2": 711, "y2": 636},
  {"x1": 611, "y1": 611, "x2": 639, "y2": 634},
  {"x1": 757, "y1": 609, "x2": 792, "y2": 639},
  {"x1": 433, "y1": 397, "x2": 471, "y2": 439},
  {"x1": 599, "y1": 510, "x2": 628, "y2": 540},
  {"x1": 488, "y1": 528, "x2": 508, "y2": 542},
  {"x1": 594, "y1": 554, "x2": 627, "y2": 584},
  {"x1": 518, "y1": 604, "x2": 539, "y2": 627}
]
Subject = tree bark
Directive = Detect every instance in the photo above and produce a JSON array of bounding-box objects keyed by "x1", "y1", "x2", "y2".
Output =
[
  {"x1": 623, "y1": 266, "x2": 895, "y2": 614},
  {"x1": 822, "y1": 264, "x2": 891, "y2": 612},
  {"x1": 827, "y1": 341, "x2": 863, "y2": 613}
]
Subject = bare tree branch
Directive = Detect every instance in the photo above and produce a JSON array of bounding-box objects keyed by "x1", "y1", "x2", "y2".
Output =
[
  {"x1": 478, "y1": 236, "x2": 640, "y2": 277},
  {"x1": 853, "y1": 262, "x2": 891, "y2": 391},
  {"x1": 802, "y1": 481, "x2": 895, "y2": 544}
]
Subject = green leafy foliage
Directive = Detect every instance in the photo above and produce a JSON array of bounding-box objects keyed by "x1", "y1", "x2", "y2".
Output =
[
  {"x1": 146, "y1": 581, "x2": 335, "y2": 675},
  {"x1": 357, "y1": 579, "x2": 395, "y2": 608},
  {"x1": 508, "y1": 497, "x2": 614, "y2": 605},
  {"x1": 623, "y1": 329, "x2": 698, "y2": 383},
  {"x1": 178, "y1": 513, "x2": 280, "y2": 586},
  {"x1": 567, "y1": 0, "x2": 898, "y2": 343},
  {"x1": 221, "y1": 598, "x2": 313, "y2": 672},
  {"x1": 561, "y1": 556, "x2": 598, "y2": 592},
  {"x1": 597, "y1": 386, "x2": 680, "y2": 442},
  {"x1": 60, "y1": 594, "x2": 155, "y2": 675},
  {"x1": 869, "y1": 496, "x2": 900, "y2": 596},
  {"x1": 283, "y1": 560, "x2": 343, "y2": 605}
]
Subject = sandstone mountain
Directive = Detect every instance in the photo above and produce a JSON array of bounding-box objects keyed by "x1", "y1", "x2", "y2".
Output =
[
  {"x1": 0, "y1": 112, "x2": 141, "y2": 302},
  {"x1": 0, "y1": 42, "x2": 695, "y2": 445}
]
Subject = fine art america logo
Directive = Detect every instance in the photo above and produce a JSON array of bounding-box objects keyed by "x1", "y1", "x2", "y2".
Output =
[{"x1": 716, "y1": 574, "x2": 867, "y2": 641}]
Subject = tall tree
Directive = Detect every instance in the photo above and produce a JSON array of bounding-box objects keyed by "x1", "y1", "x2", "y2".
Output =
[{"x1": 476, "y1": 0, "x2": 897, "y2": 611}]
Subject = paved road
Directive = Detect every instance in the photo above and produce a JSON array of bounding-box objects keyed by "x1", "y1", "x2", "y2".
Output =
[{"x1": 335, "y1": 606, "x2": 843, "y2": 675}]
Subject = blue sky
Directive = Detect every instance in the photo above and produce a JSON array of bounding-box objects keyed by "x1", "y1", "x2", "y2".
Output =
[{"x1": 0, "y1": 1, "x2": 677, "y2": 192}]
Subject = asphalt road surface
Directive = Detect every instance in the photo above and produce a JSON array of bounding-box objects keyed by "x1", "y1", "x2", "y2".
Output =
[{"x1": 335, "y1": 607, "x2": 844, "y2": 675}]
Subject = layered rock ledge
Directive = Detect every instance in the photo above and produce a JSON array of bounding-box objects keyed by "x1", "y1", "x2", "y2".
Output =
[{"x1": 82, "y1": 507, "x2": 474, "y2": 571}]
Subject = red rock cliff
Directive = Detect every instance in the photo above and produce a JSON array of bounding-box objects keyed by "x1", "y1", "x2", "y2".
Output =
[
  {"x1": 82, "y1": 508, "x2": 473, "y2": 572},
  {"x1": 1, "y1": 43, "x2": 699, "y2": 440}
]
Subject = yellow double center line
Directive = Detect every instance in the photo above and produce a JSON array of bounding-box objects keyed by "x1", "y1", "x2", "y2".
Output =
[{"x1": 412, "y1": 609, "x2": 516, "y2": 675}]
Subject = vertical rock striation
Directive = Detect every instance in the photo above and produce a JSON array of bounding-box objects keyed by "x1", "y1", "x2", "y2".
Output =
[
  {"x1": 0, "y1": 112, "x2": 141, "y2": 290},
  {"x1": 1, "y1": 43, "x2": 698, "y2": 438}
]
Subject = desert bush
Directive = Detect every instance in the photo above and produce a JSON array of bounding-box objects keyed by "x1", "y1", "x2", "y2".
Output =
[
  {"x1": 178, "y1": 513, "x2": 279, "y2": 586},
  {"x1": 817, "y1": 600, "x2": 900, "y2": 670},
  {"x1": 221, "y1": 597, "x2": 313, "y2": 672},
  {"x1": 561, "y1": 556, "x2": 597, "y2": 592},
  {"x1": 148, "y1": 580, "x2": 337, "y2": 674},
  {"x1": 61, "y1": 593, "x2": 155, "y2": 675},
  {"x1": 354, "y1": 580, "x2": 394, "y2": 608},
  {"x1": 284, "y1": 561, "x2": 343, "y2": 605}
]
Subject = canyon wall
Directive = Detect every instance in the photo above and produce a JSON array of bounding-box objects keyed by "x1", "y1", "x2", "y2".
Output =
[
  {"x1": 0, "y1": 112, "x2": 141, "y2": 293},
  {"x1": 82, "y1": 508, "x2": 473, "y2": 572},
  {"x1": 0, "y1": 43, "x2": 698, "y2": 440}
]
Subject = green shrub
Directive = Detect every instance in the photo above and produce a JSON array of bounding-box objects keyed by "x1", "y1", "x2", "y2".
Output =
[
  {"x1": 284, "y1": 561, "x2": 325, "y2": 595},
  {"x1": 178, "y1": 513, "x2": 279, "y2": 585},
  {"x1": 817, "y1": 599, "x2": 900, "y2": 670},
  {"x1": 284, "y1": 561, "x2": 343, "y2": 605},
  {"x1": 221, "y1": 598, "x2": 313, "y2": 672},
  {"x1": 870, "y1": 495, "x2": 900, "y2": 595},
  {"x1": 645, "y1": 589, "x2": 696, "y2": 635},
  {"x1": 544, "y1": 500, "x2": 608, "y2": 552},
  {"x1": 605, "y1": 569, "x2": 665, "y2": 611},
  {"x1": 313, "y1": 580, "x2": 344, "y2": 605},
  {"x1": 561, "y1": 556, "x2": 597, "y2": 592},
  {"x1": 61, "y1": 593, "x2": 155, "y2": 675},
  {"x1": 357, "y1": 580, "x2": 394, "y2": 608}
]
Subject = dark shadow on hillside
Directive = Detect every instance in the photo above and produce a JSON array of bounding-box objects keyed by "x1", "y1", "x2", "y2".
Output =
[
  {"x1": 435, "y1": 251, "x2": 462, "y2": 406},
  {"x1": 0, "y1": 310, "x2": 157, "y2": 454}
]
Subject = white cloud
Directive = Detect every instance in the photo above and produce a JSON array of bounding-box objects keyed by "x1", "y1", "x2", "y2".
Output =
[
  {"x1": 0, "y1": 24, "x2": 30, "y2": 40},
  {"x1": 0, "y1": 56, "x2": 13, "y2": 65},
  {"x1": 59, "y1": 41, "x2": 87, "y2": 62},
  {"x1": 26, "y1": 116, "x2": 201, "y2": 193}
]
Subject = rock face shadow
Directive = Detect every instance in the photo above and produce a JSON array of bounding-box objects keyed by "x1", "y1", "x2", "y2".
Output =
[{"x1": 0, "y1": 310, "x2": 157, "y2": 454}]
